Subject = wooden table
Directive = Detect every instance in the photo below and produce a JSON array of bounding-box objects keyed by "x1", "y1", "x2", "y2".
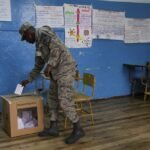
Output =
[{"x1": 123, "y1": 63, "x2": 146, "y2": 81}]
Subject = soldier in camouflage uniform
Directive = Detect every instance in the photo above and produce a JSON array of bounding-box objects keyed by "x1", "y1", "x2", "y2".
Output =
[{"x1": 19, "y1": 22, "x2": 85, "y2": 144}]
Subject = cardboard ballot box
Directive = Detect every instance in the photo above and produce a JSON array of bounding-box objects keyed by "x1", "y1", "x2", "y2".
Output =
[{"x1": 1, "y1": 94, "x2": 44, "y2": 137}]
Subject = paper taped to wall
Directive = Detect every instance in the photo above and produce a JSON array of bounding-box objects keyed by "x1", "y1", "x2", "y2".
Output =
[{"x1": 14, "y1": 84, "x2": 24, "y2": 95}]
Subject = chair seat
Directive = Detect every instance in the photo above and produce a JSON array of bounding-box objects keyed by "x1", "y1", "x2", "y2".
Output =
[
  {"x1": 73, "y1": 92, "x2": 92, "y2": 102},
  {"x1": 144, "y1": 91, "x2": 150, "y2": 95}
]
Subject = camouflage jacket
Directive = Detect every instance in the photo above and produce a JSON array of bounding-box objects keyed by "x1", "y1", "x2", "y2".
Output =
[{"x1": 28, "y1": 26, "x2": 76, "y2": 82}]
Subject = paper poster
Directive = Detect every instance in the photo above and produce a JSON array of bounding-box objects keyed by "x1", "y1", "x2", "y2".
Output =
[
  {"x1": 65, "y1": 27, "x2": 92, "y2": 48},
  {"x1": 93, "y1": 9, "x2": 125, "y2": 40},
  {"x1": 64, "y1": 4, "x2": 92, "y2": 48},
  {"x1": 36, "y1": 5, "x2": 64, "y2": 28},
  {"x1": 0, "y1": 0, "x2": 11, "y2": 21},
  {"x1": 125, "y1": 18, "x2": 150, "y2": 43}
]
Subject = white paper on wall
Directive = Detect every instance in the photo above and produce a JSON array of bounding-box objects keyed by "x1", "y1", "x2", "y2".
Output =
[
  {"x1": 93, "y1": 9, "x2": 125, "y2": 40},
  {"x1": 0, "y1": 0, "x2": 11, "y2": 21},
  {"x1": 36, "y1": 5, "x2": 64, "y2": 28},
  {"x1": 64, "y1": 4, "x2": 92, "y2": 48},
  {"x1": 125, "y1": 18, "x2": 150, "y2": 43},
  {"x1": 65, "y1": 27, "x2": 92, "y2": 48}
]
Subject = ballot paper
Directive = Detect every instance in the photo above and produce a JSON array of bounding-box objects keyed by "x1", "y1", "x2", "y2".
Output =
[
  {"x1": 18, "y1": 110, "x2": 38, "y2": 129},
  {"x1": 14, "y1": 84, "x2": 24, "y2": 95}
]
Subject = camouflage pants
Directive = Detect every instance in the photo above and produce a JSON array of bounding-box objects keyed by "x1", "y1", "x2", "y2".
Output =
[{"x1": 47, "y1": 75, "x2": 79, "y2": 123}]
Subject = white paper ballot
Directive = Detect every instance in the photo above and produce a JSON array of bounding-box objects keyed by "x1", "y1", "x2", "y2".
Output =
[{"x1": 14, "y1": 84, "x2": 24, "y2": 95}]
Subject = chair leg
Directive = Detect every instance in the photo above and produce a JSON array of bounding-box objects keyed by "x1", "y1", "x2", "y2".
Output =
[
  {"x1": 80, "y1": 102, "x2": 87, "y2": 124},
  {"x1": 144, "y1": 84, "x2": 148, "y2": 102},
  {"x1": 64, "y1": 103, "x2": 81, "y2": 129},
  {"x1": 144, "y1": 93, "x2": 147, "y2": 102},
  {"x1": 89, "y1": 101, "x2": 94, "y2": 126},
  {"x1": 65, "y1": 101, "x2": 94, "y2": 128},
  {"x1": 131, "y1": 80, "x2": 136, "y2": 96}
]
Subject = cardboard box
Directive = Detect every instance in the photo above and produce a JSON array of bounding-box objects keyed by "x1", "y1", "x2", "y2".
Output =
[{"x1": 1, "y1": 94, "x2": 44, "y2": 137}]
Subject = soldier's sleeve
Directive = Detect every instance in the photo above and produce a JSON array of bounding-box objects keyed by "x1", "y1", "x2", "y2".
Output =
[
  {"x1": 47, "y1": 47, "x2": 61, "y2": 67},
  {"x1": 28, "y1": 52, "x2": 45, "y2": 82},
  {"x1": 38, "y1": 27, "x2": 60, "y2": 67}
]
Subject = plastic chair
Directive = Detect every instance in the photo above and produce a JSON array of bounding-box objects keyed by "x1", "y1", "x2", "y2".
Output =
[{"x1": 64, "y1": 73, "x2": 96, "y2": 128}]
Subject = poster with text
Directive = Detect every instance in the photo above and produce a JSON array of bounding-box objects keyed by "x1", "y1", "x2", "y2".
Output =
[
  {"x1": 64, "y1": 4, "x2": 92, "y2": 48},
  {"x1": 0, "y1": 0, "x2": 11, "y2": 21},
  {"x1": 125, "y1": 18, "x2": 150, "y2": 43},
  {"x1": 36, "y1": 5, "x2": 64, "y2": 28},
  {"x1": 93, "y1": 9, "x2": 125, "y2": 40}
]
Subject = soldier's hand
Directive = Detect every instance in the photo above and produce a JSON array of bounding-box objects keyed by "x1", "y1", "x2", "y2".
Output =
[
  {"x1": 20, "y1": 79, "x2": 30, "y2": 87},
  {"x1": 44, "y1": 64, "x2": 51, "y2": 77}
]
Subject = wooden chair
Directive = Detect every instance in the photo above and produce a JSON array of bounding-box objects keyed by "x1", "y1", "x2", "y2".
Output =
[
  {"x1": 142, "y1": 81, "x2": 150, "y2": 101},
  {"x1": 64, "y1": 73, "x2": 96, "y2": 128},
  {"x1": 130, "y1": 66, "x2": 146, "y2": 96},
  {"x1": 130, "y1": 62, "x2": 150, "y2": 97},
  {"x1": 141, "y1": 62, "x2": 150, "y2": 101}
]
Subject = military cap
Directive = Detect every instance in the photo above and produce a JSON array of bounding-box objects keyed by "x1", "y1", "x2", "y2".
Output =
[{"x1": 19, "y1": 22, "x2": 33, "y2": 40}]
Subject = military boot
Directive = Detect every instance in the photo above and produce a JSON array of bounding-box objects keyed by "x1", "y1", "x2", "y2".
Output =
[
  {"x1": 65, "y1": 121, "x2": 85, "y2": 144},
  {"x1": 38, "y1": 121, "x2": 59, "y2": 137}
]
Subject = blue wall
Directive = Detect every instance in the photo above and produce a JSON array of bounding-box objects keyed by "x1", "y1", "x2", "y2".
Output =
[{"x1": 0, "y1": 0, "x2": 150, "y2": 100}]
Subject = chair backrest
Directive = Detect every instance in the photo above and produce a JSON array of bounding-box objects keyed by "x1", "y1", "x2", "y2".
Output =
[{"x1": 82, "y1": 73, "x2": 96, "y2": 97}]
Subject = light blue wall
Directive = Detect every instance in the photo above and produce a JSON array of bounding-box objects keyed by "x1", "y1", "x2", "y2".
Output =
[{"x1": 0, "y1": 0, "x2": 150, "y2": 100}]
